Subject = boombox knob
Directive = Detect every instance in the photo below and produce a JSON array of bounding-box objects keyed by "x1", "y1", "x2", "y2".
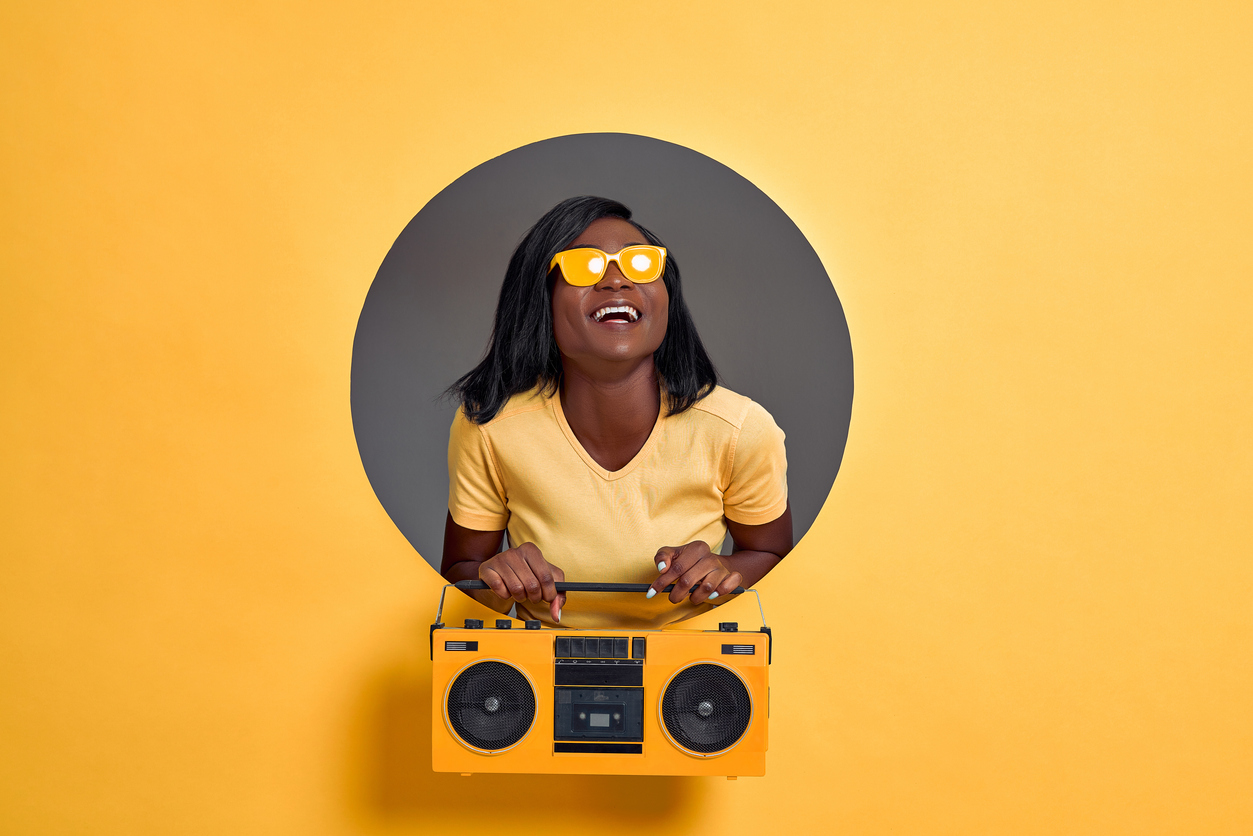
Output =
[
  {"x1": 464, "y1": 619, "x2": 483, "y2": 629},
  {"x1": 719, "y1": 622, "x2": 739, "y2": 632},
  {"x1": 524, "y1": 620, "x2": 541, "y2": 630},
  {"x1": 495, "y1": 619, "x2": 512, "y2": 629}
]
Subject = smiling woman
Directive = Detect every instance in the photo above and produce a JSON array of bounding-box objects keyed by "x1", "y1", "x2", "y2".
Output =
[{"x1": 440, "y1": 197, "x2": 793, "y2": 630}]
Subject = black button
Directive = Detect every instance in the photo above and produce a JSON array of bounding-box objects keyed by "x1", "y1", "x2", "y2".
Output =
[
  {"x1": 631, "y1": 637, "x2": 646, "y2": 659},
  {"x1": 615, "y1": 638, "x2": 629, "y2": 658},
  {"x1": 719, "y1": 622, "x2": 739, "y2": 632},
  {"x1": 555, "y1": 637, "x2": 571, "y2": 656},
  {"x1": 495, "y1": 619, "x2": 512, "y2": 629},
  {"x1": 464, "y1": 619, "x2": 483, "y2": 629},
  {"x1": 570, "y1": 638, "x2": 584, "y2": 657},
  {"x1": 525, "y1": 620, "x2": 541, "y2": 630}
]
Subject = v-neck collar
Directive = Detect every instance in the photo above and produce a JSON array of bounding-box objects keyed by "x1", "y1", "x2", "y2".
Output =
[{"x1": 551, "y1": 390, "x2": 665, "y2": 481}]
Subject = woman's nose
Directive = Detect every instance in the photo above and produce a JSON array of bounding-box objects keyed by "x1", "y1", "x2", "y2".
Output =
[{"x1": 596, "y1": 264, "x2": 633, "y2": 290}]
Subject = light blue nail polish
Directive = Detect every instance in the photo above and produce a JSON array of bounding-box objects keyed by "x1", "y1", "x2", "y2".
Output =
[
  {"x1": 708, "y1": 591, "x2": 719, "y2": 600},
  {"x1": 657, "y1": 561, "x2": 666, "y2": 571},
  {"x1": 646, "y1": 588, "x2": 656, "y2": 599}
]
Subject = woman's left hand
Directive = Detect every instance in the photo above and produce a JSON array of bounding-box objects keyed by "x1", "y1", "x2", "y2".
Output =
[{"x1": 648, "y1": 542, "x2": 743, "y2": 606}]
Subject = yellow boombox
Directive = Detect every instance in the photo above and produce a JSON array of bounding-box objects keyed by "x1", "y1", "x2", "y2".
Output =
[{"x1": 430, "y1": 581, "x2": 773, "y2": 778}]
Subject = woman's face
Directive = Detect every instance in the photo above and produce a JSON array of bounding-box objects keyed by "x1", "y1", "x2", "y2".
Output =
[{"x1": 550, "y1": 217, "x2": 670, "y2": 371}]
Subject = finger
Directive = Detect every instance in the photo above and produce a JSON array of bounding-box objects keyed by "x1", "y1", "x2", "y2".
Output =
[
  {"x1": 652, "y1": 542, "x2": 710, "y2": 597},
  {"x1": 687, "y1": 568, "x2": 727, "y2": 606},
  {"x1": 648, "y1": 545, "x2": 685, "y2": 598},
  {"x1": 699, "y1": 570, "x2": 743, "y2": 606},
  {"x1": 653, "y1": 545, "x2": 679, "y2": 574},
  {"x1": 551, "y1": 565, "x2": 567, "y2": 622},
  {"x1": 500, "y1": 547, "x2": 544, "y2": 604},
  {"x1": 672, "y1": 555, "x2": 723, "y2": 604},
  {"x1": 517, "y1": 563, "x2": 545, "y2": 604},
  {"x1": 711, "y1": 571, "x2": 743, "y2": 602},
  {"x1": 520, "y1": 545, "x2": 557, "y2": 604},
  {"x1": 548, "y1": 561, "x2": 568, "y2": 621},
  {"x1": 478, "y1": 565, "x2": 510, "y2": 601},
  {"x1": 494, "y1": 563, "x2": 529, "y2": 603},
  {"x1": 664, "y1": 547, "x2": 716, "y2": 603}
]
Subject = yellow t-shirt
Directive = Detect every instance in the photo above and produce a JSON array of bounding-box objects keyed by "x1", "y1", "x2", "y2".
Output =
[{"x1": 446, "y1": 385, "x2": 788, "y2": 629}]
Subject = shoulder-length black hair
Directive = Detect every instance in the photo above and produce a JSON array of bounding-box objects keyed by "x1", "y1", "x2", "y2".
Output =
[{"x1": 449, "y1": 196, "x2": 718, "y2": 424}]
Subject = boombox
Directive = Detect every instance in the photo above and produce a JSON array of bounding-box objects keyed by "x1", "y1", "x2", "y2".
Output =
[{"x1": 430, "y1": 581, "x2": 773, "y2": 777}]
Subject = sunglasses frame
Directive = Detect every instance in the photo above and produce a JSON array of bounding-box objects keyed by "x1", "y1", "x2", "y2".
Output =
[{"x1": 548, "y1": 245, "x2": 668, "y2": 287}]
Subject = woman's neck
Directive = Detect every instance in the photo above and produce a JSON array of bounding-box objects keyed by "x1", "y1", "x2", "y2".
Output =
[{"x1": 559, "y1": 358, "x2": 661, "y2": 472}]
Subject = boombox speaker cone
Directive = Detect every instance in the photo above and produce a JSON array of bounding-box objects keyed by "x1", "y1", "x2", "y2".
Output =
[
  {"x1": 446, "y1": 660, "x2": 536, "y2": 753},
  {"x1": 660, "y1": 663, "x2": 753, "y2": 756}
]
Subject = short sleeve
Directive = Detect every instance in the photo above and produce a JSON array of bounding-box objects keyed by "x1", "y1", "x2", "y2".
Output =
[
  {"x1": 447, "y1": 408, "x2": 510, "y2": 531},
  {"x1": 722, "y1": 401, "x2": 788, "y2": 525}
]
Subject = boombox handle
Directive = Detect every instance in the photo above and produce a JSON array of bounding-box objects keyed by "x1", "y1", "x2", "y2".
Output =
[{"x1": 431, "y1": 581, "x2": 771, "y2": 664}]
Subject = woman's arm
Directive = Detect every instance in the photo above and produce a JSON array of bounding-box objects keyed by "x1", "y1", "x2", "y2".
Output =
[
  {"x1": 441, "y1": 512, "x2": 566, "y2": 621},
  {"x1": 648, "y1": 502, "x2": 793, "y2": 605}
]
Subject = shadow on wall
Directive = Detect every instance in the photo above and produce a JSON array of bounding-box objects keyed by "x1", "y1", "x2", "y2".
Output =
[{"x1": 350, "y1": 617, "x2": 710, "y2": 828}]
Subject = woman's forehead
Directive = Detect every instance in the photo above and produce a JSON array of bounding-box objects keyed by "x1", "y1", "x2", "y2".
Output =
[{"x1": 566, "y1": 217, "x2": 647, "y2": 250}]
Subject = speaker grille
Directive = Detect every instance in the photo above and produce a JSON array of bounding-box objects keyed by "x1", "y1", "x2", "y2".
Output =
[
  {"x1": 446, "y1": 661, "x2": 536, "y2": 752},
  {"x1": 660, "y1": 663, "x2": 752, "y2": 755}
]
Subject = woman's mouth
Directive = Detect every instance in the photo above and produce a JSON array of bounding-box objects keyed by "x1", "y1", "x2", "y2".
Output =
[{"x1": 592, "y1": 305, "x2": 640, "y2": 323}]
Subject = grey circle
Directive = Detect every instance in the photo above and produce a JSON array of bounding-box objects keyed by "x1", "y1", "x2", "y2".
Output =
[{"x1": 351, "y1": 133, "x2": 853, "y2": 571}]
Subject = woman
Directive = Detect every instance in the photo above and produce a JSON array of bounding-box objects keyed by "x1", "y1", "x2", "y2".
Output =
[{"x1": 441, "y1": 196, "x2": 791, "y2": 630}]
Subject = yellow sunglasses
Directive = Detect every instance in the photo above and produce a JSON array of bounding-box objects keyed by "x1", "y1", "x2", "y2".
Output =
[{"x1": 548, "y1": 245, "x2": 668, "y2": 287}]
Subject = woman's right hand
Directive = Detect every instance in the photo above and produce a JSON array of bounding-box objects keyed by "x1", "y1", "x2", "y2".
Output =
[{"x1": 477, "y1": 542, "x2": 566, "y2": 623}]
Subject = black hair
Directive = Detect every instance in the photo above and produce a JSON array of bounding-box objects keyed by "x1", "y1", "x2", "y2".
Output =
[{"x1": 448, "y1": 196, "x2": 719, "y2": 424}]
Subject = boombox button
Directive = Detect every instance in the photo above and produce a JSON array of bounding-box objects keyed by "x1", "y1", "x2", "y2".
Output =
[
  {"x1": 719, "y1": 622, "x2": 739, "y2": 632},
  {"x1": 495, "y1": 619, "x2": 512, "y2": 629},
  {"x1": 464, "y1": 619, "x2": 483, "y2": 629},
  {"x1": 524, "y1": 620, "x2": 541, "y2": 630}
]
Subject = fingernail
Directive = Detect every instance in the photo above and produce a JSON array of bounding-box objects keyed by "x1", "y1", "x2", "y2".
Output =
[
  {"x1": 556, "y1": 607, "x2": 561, "y2": 623},
  {"x1": 657, "y1": 561, "x2": 666, "y2": 571},
  {"x1": 708, "y1": 591, "x2": 719, "y2": 600},
  {"x1": 646, "y1": 588, "x2": 656, "y2": 599}
]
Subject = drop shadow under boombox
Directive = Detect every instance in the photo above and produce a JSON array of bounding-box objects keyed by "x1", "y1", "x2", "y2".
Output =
[{"x1": 430, "y1": 581, "x2": 773, "y2": 777}]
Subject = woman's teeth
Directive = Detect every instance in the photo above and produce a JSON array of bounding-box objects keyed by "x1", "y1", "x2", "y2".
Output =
[{"x1": 592, "y1": 305, "x2": 640, "y2": 322}]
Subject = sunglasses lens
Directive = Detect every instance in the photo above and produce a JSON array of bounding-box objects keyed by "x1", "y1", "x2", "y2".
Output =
[
  {"x1": 557, "y1": 250, "x2": 605, "y2": 286},
  {"x1": 620, "y1": 247, "x2": 664, "y2": 282}
]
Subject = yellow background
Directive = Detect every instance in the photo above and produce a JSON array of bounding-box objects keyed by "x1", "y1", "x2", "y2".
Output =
[{"x1": 3, "y1": 2, "x2": 1250, "y2": 834}]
